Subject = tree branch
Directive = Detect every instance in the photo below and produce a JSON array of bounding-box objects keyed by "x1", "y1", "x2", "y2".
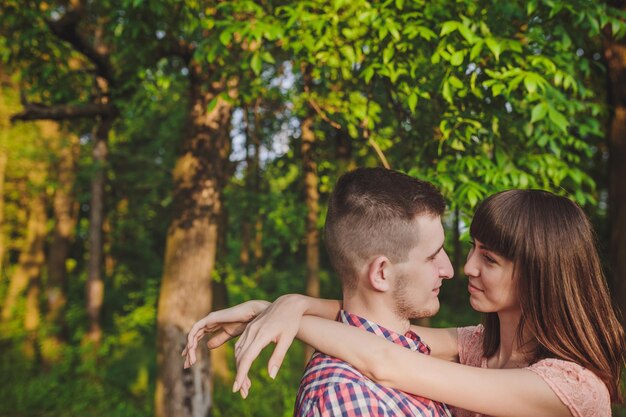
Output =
[
  {"x1": 11, "y1": 102, "x2": 117, "y2": 122},
  {"x1": 46, "y1": 6, "x2": 114, "y2": 82},
  {"x1": 361, "y1": 116, "x2": 391, "y2": 169},
  {"x1": 306, "y1": 98, "x2": 341, "y2": 130}
]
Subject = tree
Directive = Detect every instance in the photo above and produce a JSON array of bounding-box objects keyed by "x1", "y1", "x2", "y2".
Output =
[
  {"x1": 127, "y1": 2, "x2": 280, "y2": 415},
  {"x1": 604, "y1": 0, "x2": 626, "y2": 326},
  {"x1": 2, "y1": 0, "x2": 120, "y2": 344}
]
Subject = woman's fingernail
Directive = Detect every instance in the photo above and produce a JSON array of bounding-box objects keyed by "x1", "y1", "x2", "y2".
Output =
[
  {"x1": 269, "y1": 366, "x2": 278, "y2": 379},
  {"x1": 232, "y1": 381, "x2": 239, "y2": 392}
]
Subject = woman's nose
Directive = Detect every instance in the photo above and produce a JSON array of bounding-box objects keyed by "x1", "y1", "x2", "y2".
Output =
[{"x1": 464, "y1": 254, "x2": 479, "y2": 277}]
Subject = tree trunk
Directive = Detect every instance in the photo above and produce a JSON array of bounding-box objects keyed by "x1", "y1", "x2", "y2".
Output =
[
  {"x1": 605, "y1": 19, "x2": 626, "y2": 326},
  {"x1": 0, "y1": 152, "x2": 6, "y2": 275},
  {"x1": 239, "y1": 106, "x2": 253, "y2": 268},
  {"x1": 251, "y1": 101, "x2": 263, "y2": 267},
  {"x1": 212, "y1": 207, "x2": 232, "y2": 383},
  {"x1": 85, "y1": 116, "x2": 111, "y2": 344},
  {"x1": 155, "y1": 76, "x2": 234, "y2": 417},
  {"x1": 302, "y1": 115, "x2": 320, "y2": 300},
  {"x1": 301, "y1": 66, "x2": 320, "y2": 362},
  {"x1": 2, "y1": 191, "x2": 47, "y2": 322},
  {"x1": 24, "y1": 193, "x2": 47, "y2": 359},
  {"x1": 240, "y1": 101, "x2": 264, "y2": 272},
  {"x1": 46, "y1": 134, "x2": 79, "y2": 342}
]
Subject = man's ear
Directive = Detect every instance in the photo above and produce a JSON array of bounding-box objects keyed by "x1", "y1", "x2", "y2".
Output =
[{"x1": 367, "y1": 256, "x2": 392, "y2": 292}]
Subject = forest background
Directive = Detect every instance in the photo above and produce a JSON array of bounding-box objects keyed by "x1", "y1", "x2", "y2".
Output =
[{"x1": 1, "y1": 1, "x2": 626, "y2": 416}]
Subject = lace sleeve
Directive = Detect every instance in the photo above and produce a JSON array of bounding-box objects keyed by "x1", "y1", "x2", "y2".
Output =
[
  {"x1": 456, "y1": 325, "x2": 484, "y2": 367},
  {"x1": 527, "y1": 359, "x2": 611, "y2": 417}
]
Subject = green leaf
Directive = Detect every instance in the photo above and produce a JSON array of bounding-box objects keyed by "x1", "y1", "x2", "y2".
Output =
[
  {"x1": 491, "y1": 83, "x2": 505, "y2": 96},
  {"x1": 261, "y1": 52, "x2": 275, "y2": 64},
  {"x1": 495, "y1": 147, "x2": 507, "y2": 167},
  {"x1": 251, "y1": 52, "x2": 262, "y2": 75},
  {"x1": 408, "y1": 93, "x2": 418, "y2": 112},
  {"x1": 341, "y1": 45, "x2": 356, "y2": 64},
  {"x1": 470, "y1": 40, "x2": 484, "y2": 61},
  {"x1": 458, "y1": 23, "x2": 476, "y2": 44},
  {"x1": 467, "y1": 186, "x2": 479, "y2": 207},
  {"x1": 450, "y1": 50, "x2": 464, "y2": 66},
  {"x1": 448, "y1": 75, "x2": 464, "y2": 89},
  {"x1": 524, "y1": 73, "x2": 545, "y2": 94},
  {"x1": 450, "y1": 139, "x2": 466, "y2": 151},
  {"x1": 524, "y1": 76, "x2": 538, "y2": 95},
  {"x1": 485, "y1": 37, "x2": 502, "y2": 61},
  {"x1": 440, "y1": 21, "x2": 459, "y2": 36},
  {"x1": 383, "y1": 46, "x2": 394, "y2": 64},
  {"x1": 207, "y1": 97, "x2": 219, "y2": 113},
  {"x1": 442, "y1": 81, "x2": 453, "y2": 103},
  {"x1": 219, "y1": 29, "x2": 232, "y2": 46},
  {"x1": 362, "y1": 66, "x2": 375, "y2": 83},
  {"x1": 548, "y1": 108, "x2": 569, "y2": 132},
  {"x1": 530, "y1": 103, "x2": 548, "y2": 123}
]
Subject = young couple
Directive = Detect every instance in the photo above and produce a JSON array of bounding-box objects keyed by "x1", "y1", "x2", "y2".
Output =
[{"x1": 182, "y1": 168, "x2": 625, "y2": 417}]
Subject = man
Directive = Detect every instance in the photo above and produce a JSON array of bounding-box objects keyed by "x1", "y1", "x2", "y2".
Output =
[{"x1": 183, "y1": 167, "x2": 454, "y2": 417}]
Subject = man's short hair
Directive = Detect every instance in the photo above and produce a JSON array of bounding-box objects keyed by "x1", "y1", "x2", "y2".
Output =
[{"x1": 324, "y1": 168, "x2": 445, "y2": 291}]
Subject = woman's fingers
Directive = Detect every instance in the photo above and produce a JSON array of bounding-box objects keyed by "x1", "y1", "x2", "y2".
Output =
[
  {"x1": 268, "y1": 336, "x2": 292, "y2": 379},
  {"x1": 234, "y1": 339, "x2": 264, "y2": 395},
  {"x1": 206, "y1": 329, "x2": 235, "y2": 349}
]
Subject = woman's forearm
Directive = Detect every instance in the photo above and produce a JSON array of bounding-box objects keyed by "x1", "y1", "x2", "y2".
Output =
[
  {"x1": 298, "y1": 295, "x2": 341, "y2": 320},
  {"x1": 273, "y1": 294, "x2": 340, "y2": 320},
  {"x1": 296, "y1": 316, "x2": 570, "y2": 417}
]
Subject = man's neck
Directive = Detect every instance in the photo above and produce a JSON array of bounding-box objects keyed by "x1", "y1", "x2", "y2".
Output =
[{"x1": 342, "y1": 294, "x2": 410, "y2": 335}]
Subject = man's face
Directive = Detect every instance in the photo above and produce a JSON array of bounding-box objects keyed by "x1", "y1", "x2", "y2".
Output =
[{"x1": 391, "y1": 215, "x2": 453, "y2": 319}]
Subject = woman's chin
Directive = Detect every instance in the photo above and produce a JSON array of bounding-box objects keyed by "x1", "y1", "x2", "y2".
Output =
[{"x1": 469, "y1": 296, "x2": 487, "y2": 313}]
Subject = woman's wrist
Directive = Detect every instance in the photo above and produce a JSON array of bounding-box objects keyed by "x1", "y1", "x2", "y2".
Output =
[
  {"x1": 251, "y1": 300, "x2": 272, "y2": 315},
  {"x1": 275, "y1": 294, "x2": 309, "y2": 314}
]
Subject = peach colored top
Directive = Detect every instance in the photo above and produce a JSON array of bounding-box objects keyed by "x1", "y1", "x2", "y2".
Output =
[{"x1": 450, "y1": 325, "x2": 610, "y2": 417}]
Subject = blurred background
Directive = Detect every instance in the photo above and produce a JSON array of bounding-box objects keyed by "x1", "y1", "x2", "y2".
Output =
[{"x1": 1, "y1": 0, "x2": 625, "y2": 416}]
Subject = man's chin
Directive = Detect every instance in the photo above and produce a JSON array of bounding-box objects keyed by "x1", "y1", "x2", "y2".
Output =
[{"x1": 409, "y1": 305, "x2": 440, "y2": 321}]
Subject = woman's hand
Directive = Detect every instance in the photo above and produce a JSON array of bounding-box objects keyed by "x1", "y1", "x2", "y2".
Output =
[
  {"x1": 182, "y1": 300, "x2": 270, "y2": 369},
  {"x1": 233, "y1": 294, "x2": 311, "y2": 396}
]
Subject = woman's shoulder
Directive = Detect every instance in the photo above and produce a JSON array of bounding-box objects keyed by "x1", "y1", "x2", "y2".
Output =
[
  {"x1": 456, "y1": 325, "x2": 484, "y2": 367},
  {"x1": 527, "y1": 358, "x2": 610, "y2": 417}
]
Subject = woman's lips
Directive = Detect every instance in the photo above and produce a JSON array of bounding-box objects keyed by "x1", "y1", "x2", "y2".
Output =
[{"x1": 468, "y1": 282, "x2": 483, "y2": 293}]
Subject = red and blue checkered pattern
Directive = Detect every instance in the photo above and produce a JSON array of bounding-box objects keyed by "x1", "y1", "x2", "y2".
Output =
[{"x1": 294, "y1": 311, "x2": 451, "y2": 417}]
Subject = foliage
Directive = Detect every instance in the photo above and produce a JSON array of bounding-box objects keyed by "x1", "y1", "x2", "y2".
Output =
[{"x1": 0, "y1": 0, "x2": 625, "y2": 415}]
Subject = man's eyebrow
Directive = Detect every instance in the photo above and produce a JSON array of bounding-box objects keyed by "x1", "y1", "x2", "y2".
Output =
[{"x1": 428, "y1": 243, "x2": 444, "y2": 259}]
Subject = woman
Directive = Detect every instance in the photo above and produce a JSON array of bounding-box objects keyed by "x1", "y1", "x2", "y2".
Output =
[{"x1": 183, "y1": 190, "x2": 626, "y2": 417}]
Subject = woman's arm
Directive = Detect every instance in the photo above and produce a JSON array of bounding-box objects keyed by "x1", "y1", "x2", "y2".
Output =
[
  {"x1": 234, "y1": 316, "x2": 571, "y2": 417},
  {"x1": 183, "y1": 294, "x2": 340, "y2": 369},
  {"x1": 409, "y1": 325, "x2": 459, "y2": 361}
]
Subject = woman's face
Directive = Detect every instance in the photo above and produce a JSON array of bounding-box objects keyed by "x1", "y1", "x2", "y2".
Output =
[{"x1": 463, "y1": 238, "x2": 519, "y2": 313}]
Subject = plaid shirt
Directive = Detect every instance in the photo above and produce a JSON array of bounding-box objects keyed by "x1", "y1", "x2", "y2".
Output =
[{"x1": 294, "y1": 311, "x2": 451, "y2": 417}]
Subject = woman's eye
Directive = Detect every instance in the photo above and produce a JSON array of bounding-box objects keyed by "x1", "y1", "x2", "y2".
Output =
[{"x1": 483, "y1": 254, "x2": 496, "y2": 264}]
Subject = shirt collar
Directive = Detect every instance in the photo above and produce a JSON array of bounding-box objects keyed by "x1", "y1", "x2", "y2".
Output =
[{"x1": 338, "y1": 310, "x2": 431, "y2": 355}]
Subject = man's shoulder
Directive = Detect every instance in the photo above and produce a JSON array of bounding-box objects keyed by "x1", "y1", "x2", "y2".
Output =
[
  {"x1": 300, "y1": 353, "x2": 367, "y2": 388},
  {"x1": 295, "y1": 353, "x2": 451, "y2": 417},
  {"x1": 295, "y1": 355, "x2": 389, "y2": 417}
]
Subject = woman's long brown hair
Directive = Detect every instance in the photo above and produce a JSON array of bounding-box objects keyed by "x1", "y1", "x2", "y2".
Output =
[{"x1": 470, "y1": 190, "x2": 626, "y2": 402}]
